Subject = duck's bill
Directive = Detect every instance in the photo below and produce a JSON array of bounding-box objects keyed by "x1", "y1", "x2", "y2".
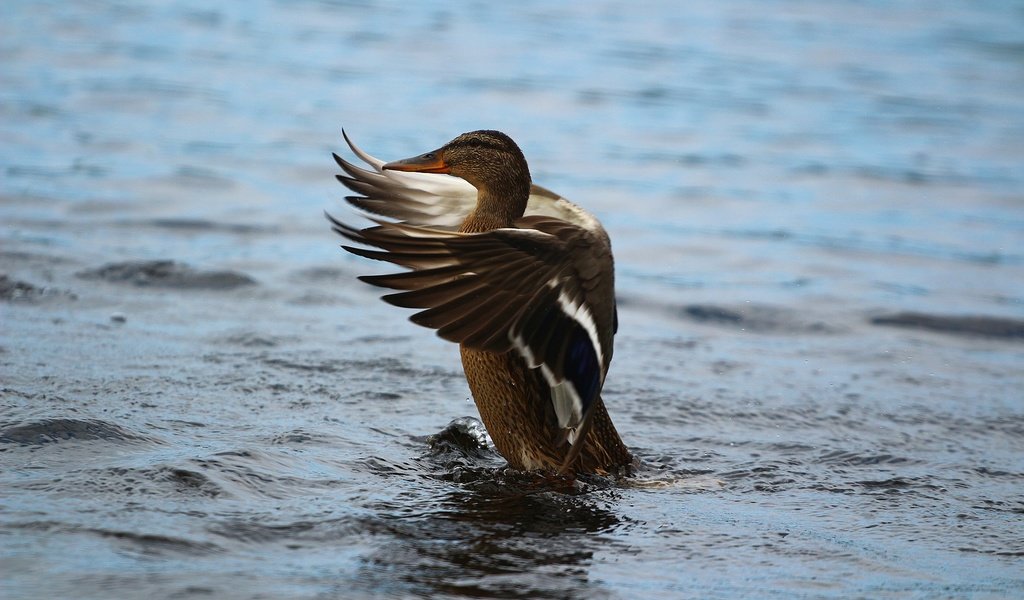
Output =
[{"x1": 383, "y1": 150, "x2": 450, "y2": 174}]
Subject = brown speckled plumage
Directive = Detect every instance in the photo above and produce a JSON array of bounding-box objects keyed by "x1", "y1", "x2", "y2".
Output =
[{"x1": 461, "y1": 345, "x2": 631, "y2": 474}]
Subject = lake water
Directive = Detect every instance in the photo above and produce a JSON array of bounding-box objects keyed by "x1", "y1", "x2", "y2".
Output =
[{"x1": 2, "y1": 1, "x2": 1023, "y2": 598}]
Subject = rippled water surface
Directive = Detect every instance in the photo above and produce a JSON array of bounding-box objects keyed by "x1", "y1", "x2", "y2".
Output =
[{"x1": 2, "y1": 1, "x2": 1023, "y2": 598}]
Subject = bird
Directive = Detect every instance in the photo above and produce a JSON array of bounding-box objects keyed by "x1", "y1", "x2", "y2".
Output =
[{"x1": 327, "y1": 129, "x2": 633, "y2": 476}]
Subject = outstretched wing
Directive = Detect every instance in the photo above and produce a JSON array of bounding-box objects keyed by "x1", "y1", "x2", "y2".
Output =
[{"x1": 326, "y1": 213, "x2": 616, "y2": 442}]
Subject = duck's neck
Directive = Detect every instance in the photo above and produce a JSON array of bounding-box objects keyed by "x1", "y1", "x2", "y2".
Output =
[{"x1": 460, "y1": 186, "x2": 529, "y2": 233}]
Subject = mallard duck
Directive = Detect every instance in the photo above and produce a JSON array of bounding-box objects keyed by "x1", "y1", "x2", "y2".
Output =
[{"x1": 327, "y1": 130, "x2": 633, "y2": 476}]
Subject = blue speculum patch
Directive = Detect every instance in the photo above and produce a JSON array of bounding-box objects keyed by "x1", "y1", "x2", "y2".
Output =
[{"x1": 565, "y1": 324, "x2": 599, "y2": 414}]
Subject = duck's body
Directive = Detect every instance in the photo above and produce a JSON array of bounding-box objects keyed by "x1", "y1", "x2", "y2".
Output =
[
  {"x1": 460, "y1": 346, "x2": 630, "y2": 473},
  {"x1": 328, "y1": 130, "x2": 632, "y2": 475}
]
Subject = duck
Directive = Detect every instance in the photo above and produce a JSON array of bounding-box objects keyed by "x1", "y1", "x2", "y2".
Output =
[{"x1": 327, "y1": 129, "x2": 633, "y2": 476}]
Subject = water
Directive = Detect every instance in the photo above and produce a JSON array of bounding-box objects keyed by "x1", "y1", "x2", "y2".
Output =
[{"x1": 2, "y1": 1, "x2": 1023, "y2": 598}]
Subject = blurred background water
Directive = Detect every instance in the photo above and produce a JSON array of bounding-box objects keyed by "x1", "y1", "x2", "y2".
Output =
[{"x1": 2, "y1": 1, "x2": 1023, "y2": 598}]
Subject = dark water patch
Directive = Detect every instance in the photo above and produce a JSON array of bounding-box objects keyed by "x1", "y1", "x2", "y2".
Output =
[
  {"x1": 85, "y1": 74, "x2": 222, "y2": 102},
  {"x1": 6, "y1": 163, "x2": 104, "y2": 179},
  {"x1": 262, "y1": 355, "x2": 345, "y2": 374},
  {"x1": 973, "y1": 466, "x2": 1024, "y2": 480},
  {"x1": 679, "y1": 303, "x2": 836, "y2": 334},
  {"x1": 805, "y1": 482, "x2": 858, "y2": 495},
  {"x1": 163, "y1": 418, "x2": 207, "y2": 429},
  {"x1": 350, "y1": 479, "x2": 624, "y2": 600},
  {"x1": 817, "y1": 450, "x2": 915, "y2": 467},
  {"x1": 207, "y1": 519, "x2": 317, "y2": 544},
  {"x1": 0, "y1": 250, "x2": 74, "y2": 266},
  {"x1": 351, "y1": 334, "x2": 416, "y2": 345},
  {"x1": 356, "y1": 390, "x2": 403, "y2": 401},
  {"x1": 855, "y1": 164, "x2": 961, "y2": 186},
  {"x1": 288, "y1": 266, "x2": 348, "y2": 283},
  {"x1": 959, "y1": 547, "x2": 1024, "y2": 558},
  {"x1": 630, "y1": 149, "x2": 747, "y2": 167},
  {"x1": 851, "y1": 477, "x2": 948, "y2": 502},
  {"x1": 93, "y1": 528, "x2": 221, "y2": 557},
  {"x1": 205, "y1": 514, "x2": 363, "y2": 553},
  {"x1": 765, "y1": 442, "x2": 817, "y2": 453},
  {"x1": 992, "y1": 294, "x2": 1024, "y2": 307},
  {"x1": 16, "y1": 465, "x2": 224, "y2": 499},
  {"x1": 716, "y1": 461, "x2": 800, "y2": 493},
  {"x1": 352, "y1": 455, "x2": 426, "y2": 479},
  {"x1": 160, "y1": 467, "x2": 224, "y2": 498},
  {"x1": 0, "y1": 275, "x2": 77, "y2": 302},
  {"x1": 946, "y1": 24, "x2": 1024, "y2": 60},
  {"x1": 77, "y1": 260, "x2": 256, "y2": 290},
  {"x1": 286, "y1": 290, "x2": 349, "y2": 306},
  {"x1": 185, "y1": 449, "x2": 338, "y2": 500},
  {"x1": 791, "y1": 154, "x2": 1014, "y2": 189},
  {"x1": 136, "y1": 218, "x2": 274, "y2": 234},
  {"x1": 215, "y1": 330, "x2": 297, "y2": 348},
  {"x1": 971, "y1": 498, "x2": 1024, "y2": 516},
  {"x1": 720, "y1": 227, "x2": 1021, "y2": 266},
  {"x1": 683, "y1": 304, "x2": 744, "y2": 324},
  {"x1": 267, "y1": 429, "x2": 353, "y2": 449},
  {"x1": 6, "y1": 521, "x2": 221, "y2": 556},
  {"x1": 263, "y1": 354, "x2": 459, "y2": 384},
  {"x1": 856, "y1": 476, "x2": 925, "y2": 490},
  {"x1": 0, "y1": 418, "x2": 151, "y2": 445},
  {"x1": 269, "y1": 429, "x2": 317, "y2": 445},
  {"x1": 579, "y1": 84, "x2": 766, "y2": 113},
  {"x1": 870, "y1": 312, "x2": 1024, "y2": 340}
]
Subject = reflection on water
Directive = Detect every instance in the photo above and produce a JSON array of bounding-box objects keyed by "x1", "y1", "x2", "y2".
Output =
[
  {"x1": 2, "y1": 0, "x2": 1024, "y2": 598},
  {"x1": 352, "y1": 417, "x2": 624, "y2": 598},
  {"x1": 354, "y1": 481, "x2": 622, "y2": 598},
  {"x1": 344, "y1": 419, "x2": 622, "y2": 593}
]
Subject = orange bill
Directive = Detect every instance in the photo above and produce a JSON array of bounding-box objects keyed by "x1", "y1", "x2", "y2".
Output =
[{"x1": 383, "y1": 150, "x2": 449, "y2": 174}]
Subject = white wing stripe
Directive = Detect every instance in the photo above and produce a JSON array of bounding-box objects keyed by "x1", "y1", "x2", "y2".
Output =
[{"x1": 555, "y1": 288, "x2": 604, "y2": 374}]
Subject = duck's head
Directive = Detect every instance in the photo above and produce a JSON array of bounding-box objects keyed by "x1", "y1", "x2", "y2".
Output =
[{"x1": 383, "y1": 130, "x2": 532, "y2": 222}]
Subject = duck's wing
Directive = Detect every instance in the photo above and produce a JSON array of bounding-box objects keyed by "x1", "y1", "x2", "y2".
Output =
[
  {"x1": 333, "y1": 130, "x2": 474, "y2": 228},
  {"x1": 335, "y1": 131, "x2": 612, "y2": 242},
  {"x1": 327, "y1": 212, "x2": 616, "y2": 449}
]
